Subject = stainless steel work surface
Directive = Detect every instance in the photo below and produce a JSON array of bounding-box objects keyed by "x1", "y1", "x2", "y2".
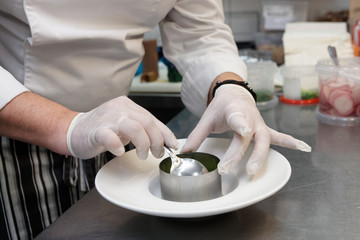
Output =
[{"x1": 35, "y1": 102, "x2": 360, "y2": 240}]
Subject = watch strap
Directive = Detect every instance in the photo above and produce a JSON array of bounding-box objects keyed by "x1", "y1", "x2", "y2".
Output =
[{"x1": 212, "y1": 80, "x2": 257, "y2": 102}]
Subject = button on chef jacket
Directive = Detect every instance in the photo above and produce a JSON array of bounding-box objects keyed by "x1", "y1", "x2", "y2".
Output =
[{"x1": 0, "y1": 0, "x2": 247, "y2": 116}]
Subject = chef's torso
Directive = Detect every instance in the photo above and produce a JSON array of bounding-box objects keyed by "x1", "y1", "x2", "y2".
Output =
[{"x1": 0, "y1": 0, "x2": 175, "y2": 111}]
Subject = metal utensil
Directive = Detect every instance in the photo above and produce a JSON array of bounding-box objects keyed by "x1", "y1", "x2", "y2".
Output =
[
  {"x1": 159, "y1": 151, "x2": 221, "y2": 202},
  {"x1": 328, "y1": 45, "x2": 339, "y2": 66},
  {"x1": 163, "y1": 146, "x2": 208, "y2": 176}
]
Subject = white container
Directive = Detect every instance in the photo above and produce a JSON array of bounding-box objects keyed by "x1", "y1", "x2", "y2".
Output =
[
  {"x1": 280, "y1": 65, "x2": 319, "y2": 103},
  {"x1": 282, "y1": 22, "x2": 353, "y2": 66}
]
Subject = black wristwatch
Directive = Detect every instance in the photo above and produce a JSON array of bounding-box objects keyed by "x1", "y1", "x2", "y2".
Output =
[{"x1": 212, "y1": 80, "x2": 257, "y2": 102}]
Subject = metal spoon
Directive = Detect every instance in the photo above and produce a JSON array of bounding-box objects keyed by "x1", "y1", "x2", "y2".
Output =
[
  {"x1": 328, "y1": 45, "x2": 339, "y2": 66},
  {"x1": 163, "y1": 146, "x2": 208, "y2": 176}
]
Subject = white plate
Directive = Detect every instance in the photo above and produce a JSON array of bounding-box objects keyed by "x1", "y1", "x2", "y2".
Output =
[{"x1": 95, "y1": 138, "x2": 291, "y2": 218}]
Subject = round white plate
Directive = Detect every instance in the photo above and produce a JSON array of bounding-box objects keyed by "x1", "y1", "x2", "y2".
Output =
[{"x1": 95, "y1": 138, "x2": 291, "y2": 218}]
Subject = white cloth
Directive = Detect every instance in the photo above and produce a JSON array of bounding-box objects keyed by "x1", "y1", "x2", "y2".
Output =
[
  {"x1": 0, "y1": 67, "x2": 29, "y2": 109},
  {"x1": 0, "y1": 0, "x2": 247, "y2": 116}
]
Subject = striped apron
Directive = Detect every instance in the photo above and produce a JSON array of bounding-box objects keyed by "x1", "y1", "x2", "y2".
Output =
[{"x1": 0, "y1": 136, "x2": 113, "y2": 239}]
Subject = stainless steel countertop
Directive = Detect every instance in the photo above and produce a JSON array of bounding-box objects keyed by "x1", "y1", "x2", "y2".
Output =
[{"x1": 35, "y1": 102, "x2": 360, "y2": 240}]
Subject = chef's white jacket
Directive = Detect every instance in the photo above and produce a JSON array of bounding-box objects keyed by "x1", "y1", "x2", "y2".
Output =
[{"x1": 0, "y1": 0, "x2": 247, "y2": 116}]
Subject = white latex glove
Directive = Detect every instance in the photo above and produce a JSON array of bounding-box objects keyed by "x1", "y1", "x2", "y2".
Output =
[
  {"x1": 66, "y1": 96, "x2": 179, "y2": 160},
  {"x1": 181, "y1": 84, "x2": 311, "y2": 175}
]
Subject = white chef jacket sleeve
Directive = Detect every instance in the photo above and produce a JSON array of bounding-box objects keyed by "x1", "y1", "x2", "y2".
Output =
[
  {"x1": 159, "y1": 0, "x2": 247, "y2": 117},
  {"x1": 0, "y1": 66, "x2": 29, "y2": 110}
]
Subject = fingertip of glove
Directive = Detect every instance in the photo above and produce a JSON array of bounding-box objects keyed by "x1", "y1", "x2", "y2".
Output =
[
  {"x1": 217, "y1": 159, "x2": 233, "y2": 175},
  {"x1": 217, "y1": 166, "x2": 229, "y2": 175},
  {"x1": 173, "y1": 139, "x2": 180, "y2": 150},
  {"x1": 227, "y1": 112, "x2": 252, "y2": 137},
  {"x1": 137, "y1": 150, "x2": 149, "y2": 160},
  {"x1": 296, "y1": 141, "x2": 312, "y2": 152},
  {"x1": 239, "y1": 126, "x2": 252, "y2": 137},
  {"x1": 151, "y1": 148, "x2": 165, "y2": 159},
  {"x1": 165, "y1": 136, "x2": 180, "y2": 151},
  {"x1": 111, "y1": 147, "x2": 125, "y2": 157}
]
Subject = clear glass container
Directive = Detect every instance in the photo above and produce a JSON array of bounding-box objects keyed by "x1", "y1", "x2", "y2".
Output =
[
  {"x1": 246, "y1": 61, "x2": 279, "y2": 110},
  {"x1": 315, "y1": 57, "x2": 360, "y2": 126}
]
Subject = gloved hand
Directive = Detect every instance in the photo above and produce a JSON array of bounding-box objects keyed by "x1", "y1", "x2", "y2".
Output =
[
  {"x1": 181, "y1": 84, "x2": 311, "y2": 175},
  {"x1": 66, "y1": 96, "x2": 179, "y2": 160}
]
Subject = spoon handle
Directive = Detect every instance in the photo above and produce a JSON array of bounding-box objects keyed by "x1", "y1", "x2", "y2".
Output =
[
  {"x1": 163, "y1": 145, "x2": 180, "y2": 164},
  {"x1": 327, "y1": 45, "x2": 339, "y2": 66}
]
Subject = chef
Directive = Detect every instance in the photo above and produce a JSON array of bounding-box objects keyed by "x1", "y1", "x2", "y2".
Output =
[{"x1": 0, "y1": 0, "x2": 311, "y2": 239}]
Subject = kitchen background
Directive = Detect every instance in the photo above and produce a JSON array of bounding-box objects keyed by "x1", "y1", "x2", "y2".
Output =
[
  {"x1": 130, "y1": 0, "x2": 356, "y2": 123},
  {"x1": 223, "y1": 0, "x2": 349, "y2": 42},
  {"x1": 223, "y1": 0, "x2": 348, "y2": 23}
]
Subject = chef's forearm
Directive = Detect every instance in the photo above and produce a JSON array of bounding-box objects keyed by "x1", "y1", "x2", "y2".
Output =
[
  {"x1": 207, "y1": 72, "x2": 245, "y2": 104},
  {"x1": 0, "y1": 91, "x2": 77, "y2": 155}
]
